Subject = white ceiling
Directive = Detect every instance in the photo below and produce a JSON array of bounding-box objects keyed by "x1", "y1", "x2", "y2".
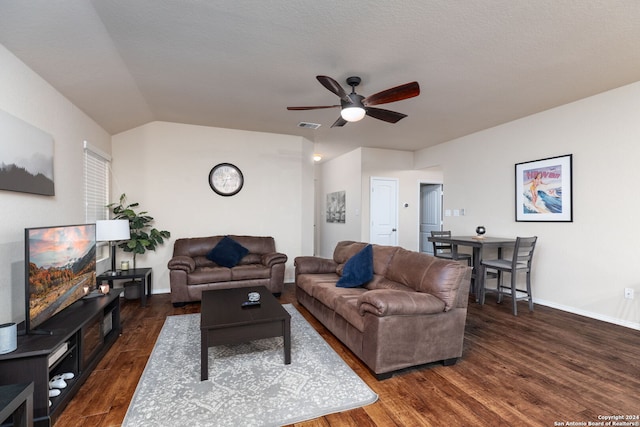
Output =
[{"x1": 1, "y1": 1, "x2": 639, "y2": 161}]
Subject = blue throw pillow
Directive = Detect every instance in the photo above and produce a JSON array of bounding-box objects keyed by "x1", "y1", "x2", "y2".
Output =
[
  {"x1": 336, "y1": 244, "x2": 373, "y2": 288},
  {"x1": 206, "y1": 236, "x2": 249, "y2": 268}
]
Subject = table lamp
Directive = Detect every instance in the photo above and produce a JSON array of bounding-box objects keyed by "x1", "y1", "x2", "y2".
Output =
[{"x1": 96, "y1": 219, "x2": 131, "y2": 275}]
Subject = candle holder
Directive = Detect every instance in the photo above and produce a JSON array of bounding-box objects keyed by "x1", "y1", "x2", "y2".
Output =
[
  {"x1": 100, "y1": 283, "x2": 110, "y2": 294},
  {"x1": 121, "y1": 260, "x2": 130, "y2": 271}
]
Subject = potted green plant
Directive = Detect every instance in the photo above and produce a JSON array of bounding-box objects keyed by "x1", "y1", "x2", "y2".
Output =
[{"x1": 107, "y1": 193, "x2": 171, "y2": 269}]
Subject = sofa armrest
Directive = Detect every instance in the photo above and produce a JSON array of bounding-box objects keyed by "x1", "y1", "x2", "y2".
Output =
[
  {"x1": 167, "y1": 255, "x2": 196, "y2": 273},
  {"x1": 262, "y1": 252, "x2": 288, "y2": 267},
  {"x1": 294, "y1": 256, "x2": 338, "y2": 275},
  {"x1": 357, "y1": 289, "x2": 446, "y2": 317}
]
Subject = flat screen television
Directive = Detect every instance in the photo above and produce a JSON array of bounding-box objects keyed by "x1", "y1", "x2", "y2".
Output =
[{"x1": 24, "y1": 223, "x2": 96, "y2": 334}]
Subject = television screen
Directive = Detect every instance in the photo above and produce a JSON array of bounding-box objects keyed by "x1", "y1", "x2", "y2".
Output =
[{"x1": 25, "y1": 224, "x2": 96, "y2": 332}]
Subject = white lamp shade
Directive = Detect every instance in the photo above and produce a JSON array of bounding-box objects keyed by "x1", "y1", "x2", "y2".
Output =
[
  {"x1": 340, "y1": 106, "x2": 366, "y2": 122},
  {"x1": 96, "y1": 219, "x2": 131, "y2": 241}
]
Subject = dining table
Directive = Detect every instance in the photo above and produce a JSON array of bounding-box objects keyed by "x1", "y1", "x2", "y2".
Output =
[{"x1": 426, "y1": 235, "x2": 516, "y2": 301}]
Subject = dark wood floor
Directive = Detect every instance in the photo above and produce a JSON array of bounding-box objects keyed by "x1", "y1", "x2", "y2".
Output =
[{"x1": 55, "y1": 283, "x2": 640, "y2": 426}]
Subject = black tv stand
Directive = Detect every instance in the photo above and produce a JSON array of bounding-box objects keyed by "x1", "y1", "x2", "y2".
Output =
[
  {"x1": 27, "y1": 329, "x2": 54, "y2": 336},
  {"x1": 0, "y1": 289, "x2": 122, "y2": 427}
]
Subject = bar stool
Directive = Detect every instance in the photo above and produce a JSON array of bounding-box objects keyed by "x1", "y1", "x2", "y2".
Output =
[
  {"x1": 430, "y1": 231, "x2": 472, "y2": 266},
  {"x1": 479, "y1": 236, "x2": 537, "y2": 316}
]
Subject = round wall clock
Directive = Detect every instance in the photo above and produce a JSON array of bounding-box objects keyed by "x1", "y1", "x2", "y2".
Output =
[{"x1": 208, "y1": 163, "x2": 244, "y2": 196}]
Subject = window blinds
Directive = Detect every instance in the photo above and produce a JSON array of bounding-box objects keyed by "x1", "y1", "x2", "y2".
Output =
[{"x1": 84, "y1": 141, "x2": 110, "y2": 223}]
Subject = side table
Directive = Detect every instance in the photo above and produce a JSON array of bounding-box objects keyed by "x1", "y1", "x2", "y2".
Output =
[
  {"x1": 0, "y1": 382, "x2": 34, "y2": 427},
  {"x1": 97, "y1": 268, "x2": 153, "y2": 307}
]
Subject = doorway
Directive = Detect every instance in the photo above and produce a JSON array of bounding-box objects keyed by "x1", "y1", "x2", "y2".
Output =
[
  {"x1": 370, "y1": 177, "x2": 398, "y2": 246},
  {"x1": 419, "y1": 183, "x2": 443, "y2": 254}
]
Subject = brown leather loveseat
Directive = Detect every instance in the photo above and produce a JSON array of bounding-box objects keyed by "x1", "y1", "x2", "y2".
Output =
[
  {"x1": 295, "y1": 241, "x2": 471, "y2": 379},
  {"x1": 168, "y1": 235, "x2": 288, "y2": 306}
]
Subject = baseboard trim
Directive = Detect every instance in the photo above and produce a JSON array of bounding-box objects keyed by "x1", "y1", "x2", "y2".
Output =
[{"x1": 534, "y1": 298, "x2": 640, "y2": 331}]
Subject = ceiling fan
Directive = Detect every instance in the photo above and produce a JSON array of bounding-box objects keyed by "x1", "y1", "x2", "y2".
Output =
[{"x1": 287, "y1": 75, "x2": 420, "y2": 127}]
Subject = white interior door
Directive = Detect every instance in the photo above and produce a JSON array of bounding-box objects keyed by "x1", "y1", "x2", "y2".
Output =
[
  {"x1": 370, "y1": 177, "x2": 398, "y2": 246},
  {"x1": 420, "y1": 184, "x2": 443, "y2": 254}
]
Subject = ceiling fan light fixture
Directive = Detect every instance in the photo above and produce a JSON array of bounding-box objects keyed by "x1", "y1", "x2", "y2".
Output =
[
  {"x1": 340, "y1": 106, "x2": 366, "y2": 122},
  {"x1": 288, "y1": 75, "x2": 418, "y2": 127}
]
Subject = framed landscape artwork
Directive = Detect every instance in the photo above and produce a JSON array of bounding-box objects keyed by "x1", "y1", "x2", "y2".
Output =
[
  {"x1": 0, "y1": 109, "x2": 55, "y2": 196},
  {"x1": 515, "y1": 154, "x2": 572, "y2": 222}
]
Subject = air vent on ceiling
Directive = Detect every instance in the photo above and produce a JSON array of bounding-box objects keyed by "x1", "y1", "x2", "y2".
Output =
[{"x1": 297, "y1": 122, "x2": 321, "y2": 129}]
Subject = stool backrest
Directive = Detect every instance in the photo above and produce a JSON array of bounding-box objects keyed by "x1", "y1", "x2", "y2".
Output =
[
  {"x1": 512, "y1": 236, "x2": 537, "y2": 270},
  {"x1": 430, "y1": 230, "x2": 453, "y2": 255}
]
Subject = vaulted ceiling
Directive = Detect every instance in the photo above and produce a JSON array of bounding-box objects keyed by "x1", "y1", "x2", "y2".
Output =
[{"x1": 1, "y1": 1, "x2": 639, "y2": 161}]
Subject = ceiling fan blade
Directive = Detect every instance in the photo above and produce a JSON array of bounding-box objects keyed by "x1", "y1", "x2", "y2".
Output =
[
  {"x1": 317, "y1": 75, "x2": 352, "y2": 104},
  {"x1": 331, "y1": 116, "x2": 348, "y2": 128},
  {"x1": 365, "y1": 107, "x2": 407, "y2": 123},
  {"x1": 287, "y1": 105, "x2": 340, "y2": 110},
  {"x1": 363, "y1": 82, "x2": 420, "y2": 106}
]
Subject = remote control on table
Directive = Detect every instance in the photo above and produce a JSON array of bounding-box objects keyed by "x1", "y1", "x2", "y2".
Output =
[{"x1": 241, "y1": 301, "x2": 261, "y2": 308}]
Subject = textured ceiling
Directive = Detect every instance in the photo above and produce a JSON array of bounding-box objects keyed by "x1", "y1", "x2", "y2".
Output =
[{"x1": 1, "y1": 1, "x2": 639, "y2": 161}]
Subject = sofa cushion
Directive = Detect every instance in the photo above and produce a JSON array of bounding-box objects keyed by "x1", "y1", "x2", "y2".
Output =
[
  {"x1": 230, "y1": 264, "x2": 271, "y2": 280},
  {"x1": 315, "y1": 284, "x2": 366, "y2": 311},
  {"x1": 365, "y1": 275, "x2": 414, "y2": 292},
  {"x1": 370, "y1": 244, "x2": 400, "y2": 276},
  {"x1": 188, "y1": 266, "x2": 232, "y2": 285},
  {"x1": 333, "y1": 241, "x2": 399, "y2": 277},
  {"x1": 385, "y1": 248, "x2": 465, "y2": 311},
  {"x1": 333, "y1": 241, "x2": 367, "y2": 273},
  {"x1": 296, "y1": 273, "x2": 340, "y2": 298},
  {"x1": 206, "y1": 236, "x2": 249, "y2": 268},
  {"x1": 193, "y1": 255, "x2": 216, "y2": 268},
  {"x1": 173, "y1": 236, "x2": 223, "y2": 258},
  {"x1": 228, "y1": 235, "x2": 276, "y2": 255},
  {"x1": 333, "y1": 241, "x2": 367, "y2": 264},
  {"x1": 337, "y1": 244, "x2": 373, "y2": 288},
  {"x1": 238, "y1": 253, "x2": 262, "y2": 265}
]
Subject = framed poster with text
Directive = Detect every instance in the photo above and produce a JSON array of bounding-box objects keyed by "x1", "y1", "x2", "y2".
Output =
[{"x1": 515, "y1": 154, "x2": 572, "y2": 222}]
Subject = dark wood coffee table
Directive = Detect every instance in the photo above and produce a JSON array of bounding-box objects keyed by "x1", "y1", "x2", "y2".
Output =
[{"x1": 200, "y1": 286, "x2": 291, "y2": 381}]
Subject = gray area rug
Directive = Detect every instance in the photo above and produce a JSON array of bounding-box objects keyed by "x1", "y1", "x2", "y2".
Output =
[{"x1": 122, "y1": 304, "x2": 377, "y2": 427}]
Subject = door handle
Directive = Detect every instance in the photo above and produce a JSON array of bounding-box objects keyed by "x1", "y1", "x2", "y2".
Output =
[{"x1": 392, "y1": 228, "x2": 397, "y2": 232}]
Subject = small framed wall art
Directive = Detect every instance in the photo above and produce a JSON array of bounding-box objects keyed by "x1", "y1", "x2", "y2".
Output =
[
  {"x1": 0, "y1": 109, "x2": 55, "y2": 196},
  {"x1": 515, "y1": 154, "x2": 573, "y2": 222},
  {"x1": 326, "y1": 190, "x2": 345, "y2": 223}
]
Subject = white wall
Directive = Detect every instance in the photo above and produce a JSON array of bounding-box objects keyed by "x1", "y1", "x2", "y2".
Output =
[
  {"x1": 415, "y1": 81, "x2": 640, "y2": 329},
  {"x1": 360, "y1": 148, "x2": 443, "y2": 251},
  {"x1": 316, "y1": 148, "x2": 363, "y2": 258},
  {"x1": 316, "y1": 147, "x2": 443, "y2": 257},
  {"x1": 0, "y1": 44, "x2": 111, "y2": 324},
  {"x1": 111, "y1": 121, "x2": 314, "y2": 293}
]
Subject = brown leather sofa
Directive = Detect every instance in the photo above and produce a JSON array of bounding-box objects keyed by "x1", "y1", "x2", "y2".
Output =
[
  {"x1": 295, "y1": 241, "x2": 471, "y2": 379},
  {"x1": 168, "y1": 235, "x2": 288, "y2": 306}
]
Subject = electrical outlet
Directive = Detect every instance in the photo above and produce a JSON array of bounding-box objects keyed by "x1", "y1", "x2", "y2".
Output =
[{"x1": 624, "y1": 288, "x2": 634, "y2": 299}]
